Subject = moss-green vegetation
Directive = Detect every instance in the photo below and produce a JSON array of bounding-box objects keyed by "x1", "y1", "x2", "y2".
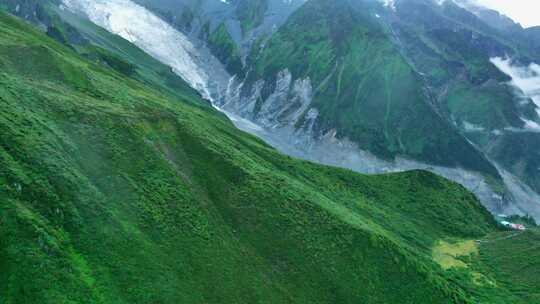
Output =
[
  {"x1": 475, "y1": 229, "x2": 540, "y2": 303},
  {"x1": 446, "y1": 82, "x2": 523, "y2": 130},
  {"x1": 80, "y1": 45, "x2": 136, "y2": 76},
  {"x1": 0, "y1": 10, "x2": 530, "y2": 304},
  {"x1": 433, "y1": 240, "x2": 478, "y2": 270},
  {"x1": 207, "y1": 23, "x2": 244, "y2": 76},
  {"x1": 236, "y1": 0, "x2": 268, "y2": 34},
  {"x1": 432, "y1": 229, "x2": 540, "y2": 304}
]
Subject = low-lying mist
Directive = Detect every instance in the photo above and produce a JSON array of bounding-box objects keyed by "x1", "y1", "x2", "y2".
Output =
[{"x1": 490, "y1": 57, "x2": 540, "y2": 107}]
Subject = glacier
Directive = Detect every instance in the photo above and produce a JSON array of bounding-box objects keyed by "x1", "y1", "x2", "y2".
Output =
[{"x1": 62, "y1": 0, "x2": 232, "y2": 101}]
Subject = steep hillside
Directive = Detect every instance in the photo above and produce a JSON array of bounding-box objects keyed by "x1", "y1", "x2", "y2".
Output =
[
  {"x1": 472, "y1": 228, "x2": 540, "y2": 303},
  {"x1": 242, "y1": 0, "x2": 497, "y2": 174},
  {"x1": 389, "y1": 0, "x2": 540, "y2": 196},
  {"x1": 0, "y1": 10, "x2": 520, "y2": 304}
]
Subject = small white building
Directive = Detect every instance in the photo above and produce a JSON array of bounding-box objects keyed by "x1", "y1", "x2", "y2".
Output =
[
  {"x1": 500, "y1": 221, "x2": 526, "y2": 231},
  {"x1": 511, "y1": 223, "x2": 526, "y2": 231}
]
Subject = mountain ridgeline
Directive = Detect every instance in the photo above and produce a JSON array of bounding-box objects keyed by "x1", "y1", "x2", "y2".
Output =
[{"x1": 1, "y1": 0, "x2": 540, "y2": 303}]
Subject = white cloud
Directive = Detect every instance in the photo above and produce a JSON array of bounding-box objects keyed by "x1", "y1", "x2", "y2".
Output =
[
  {"x1": 491, "y1": 57, "x2": 540, "y2": 131},
  {"x1": 474, "y1": 0, "x2": 540, "y2": 28},
  {"x1": 491, "y1": 57, "x2": 540, "y2": 108}
]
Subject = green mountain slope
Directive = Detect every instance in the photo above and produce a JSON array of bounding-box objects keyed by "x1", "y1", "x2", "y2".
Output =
[
  {"x1": 390, "y1": 0, "x2": 540, "y2": 194},
  {"x1": 243, "y1": 0, "x2": 500, "y2": 182},
  {"x1": 472, "y1": 228, "x2": 540, "y2": 303},
  {"x1": 0, "y1": 10, "x2": 531, "y2": 304},
  {"x1": 205, "y1": 22, "x2": 244, "y2": 77}
]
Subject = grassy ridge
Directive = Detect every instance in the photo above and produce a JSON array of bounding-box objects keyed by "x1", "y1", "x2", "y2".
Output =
[{"x1": 0, "y1": 10, "x2": 512, "y2": 303}]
